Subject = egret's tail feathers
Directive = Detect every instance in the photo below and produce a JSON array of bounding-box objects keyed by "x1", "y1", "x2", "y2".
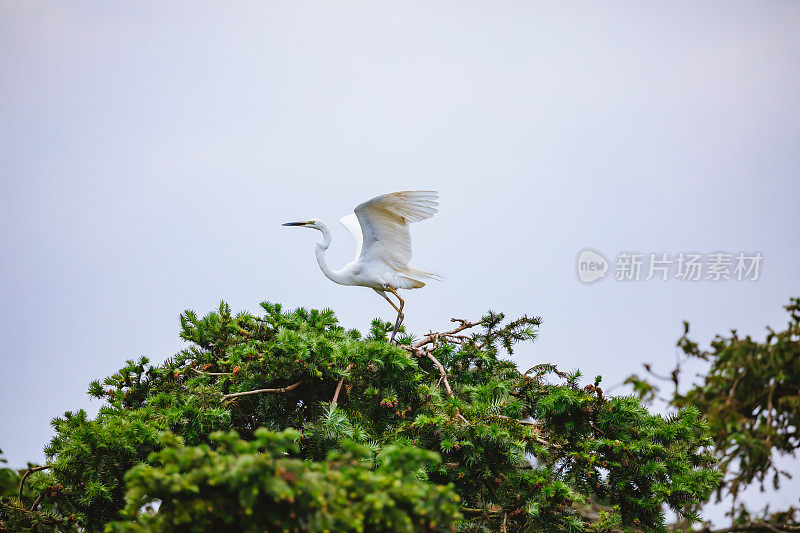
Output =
[
  {"x1": 397, "y1": 276, "x2": 426, "y2": 289},
  {"x1": 396, "y1": 266, "x2": 444, "y2": 289},
  {"x1": 408, "y1": 267, "x2": 444, "y2": 281}
]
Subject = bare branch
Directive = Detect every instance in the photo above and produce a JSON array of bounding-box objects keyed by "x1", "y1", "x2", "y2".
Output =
[
  {"x1": 331, "y1": 365, "x2": 352, "y2": 405},
  {"x1": 460, "y1": 506, "x2": 504, "y2": 517},
  {"x1": 488, "y1": 415, "x2": 548, "y2": 444},
  {"x1": 222, "y1": 381, "x2": 302, "y2": 401},
  {"x1": 492, "y1": 414, "x2": 539, "y2": 427},
  {"x1": 413, "y1": 318, "x2": 482, "y2": 349},
  {"x1": 589, "y1": 420, "x2": 607, "y2": 437},
  {"x1": 29, "y1": 491, "x2": 45, "y2": 512},
  {"x1": 192, "y1": 367, "x2": 232, "y2": 376},
  {"x1": 18, "y1": 464, "x2": 51, "y2": 501},
  {"x1": 423, "y1": 351, "x2": 454, "y2": 396},
  {"x1": 405, "y1": 317, "x2": 550, "y2": 434},
  {"x1": 332, "y1": 377, "x2": 345, "y2": 404}
]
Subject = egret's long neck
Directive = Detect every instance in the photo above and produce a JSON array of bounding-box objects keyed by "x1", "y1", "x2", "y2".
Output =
[{"x1": 314, "y1": 222, "x2": 346, "y2": 285}]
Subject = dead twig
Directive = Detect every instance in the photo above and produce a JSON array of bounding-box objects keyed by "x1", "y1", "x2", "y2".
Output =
[
  {"x1": 29, "y1": 491, "x2": 46, "y2": 512},
  {"x1": 413, "y1": 318, "x2": 482, "y2": 349},
  {"x1": 492, "y1": 414, "x2": 539, "y2": 427},
  {"x1": 222, "y1": 381, "x2": 302, "y2": 401},
  {"x1": 460, "y1": 506, "x2": 504, "y2": 517},
  {"x1": 192, "y1": 367, "x2": 232, "y2": 376},
  {"x1": 589, "y1": 420, "x2": 607, "y2": 437},
  {"x1": 406, "y1": 316, "x2": 552, "y2": 439},
  {"x1": 425, "y1": 351, "x2": 455, "y2": 397}
]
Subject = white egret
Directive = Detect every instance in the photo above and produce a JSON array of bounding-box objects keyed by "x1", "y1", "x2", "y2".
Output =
[{"x1": 283, "y1": 190, "x2": 440, "y2": 342}]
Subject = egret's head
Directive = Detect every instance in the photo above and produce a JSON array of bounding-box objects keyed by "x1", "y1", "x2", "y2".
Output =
[{"x1": 282, "y1": 219, "x2": 321, "y2": 229}]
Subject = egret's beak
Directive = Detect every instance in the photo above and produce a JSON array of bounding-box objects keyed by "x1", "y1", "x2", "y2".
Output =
[{"x1": 282, "y1": 221, "x2": 309, "y2": 227}]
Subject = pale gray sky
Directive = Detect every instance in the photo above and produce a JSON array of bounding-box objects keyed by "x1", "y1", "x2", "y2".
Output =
[{"x1": 2, "y1": 0, "x2": 799, "y2": 522}]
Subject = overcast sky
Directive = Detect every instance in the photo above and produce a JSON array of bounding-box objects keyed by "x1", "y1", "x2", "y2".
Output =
[{"x1": 2, "y1": 0, "x2": 799, "y2": 521}]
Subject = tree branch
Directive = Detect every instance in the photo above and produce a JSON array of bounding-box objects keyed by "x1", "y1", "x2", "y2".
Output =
[
  {"x1": 18, "y1": 464, "x2": 51, "y2": 501},
  {"x1": 407, "y1": 318, "x2": 548, "y2": 432},
  {"x1": 29, "y1": 490, "x2": 45, "y2": 512},
  {"x1": 702, "y1": 522, "x2": 800, "y2": 533},
  {"x1": 192, "y1": 367, "x2": 232, "y2": 376},
  {"x1": 331, "y1": 365, "x2": 352, "y2": 405},
  {"x1": 413, "y1": 318, "x2": 482, "y2": 349},
  {"x1": 424, "y1": 351, "x2": 454, "y2": 397},
  {"x1": 491, "y1": 414, "x2": 539, "y2": 426},
  {"x1": 460, "y1": 506, "x2": 504, "y2": 517},
  {"x1": 488, "y1": 415, "x2": 548, "y2": 444},
  {"x1": 222, "y1": 381, "x2": 302, "y2": 401},
  {"x1": 332, "y1": 377, "x2": 345, "y2": 404}
]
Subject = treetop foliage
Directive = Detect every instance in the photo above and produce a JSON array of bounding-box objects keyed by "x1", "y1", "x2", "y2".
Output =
[
  {"x1": 626, "y1": 298, "x2": 800, "y2": 531},
  {"x1": 108, "y1": 429, "x2": 460, "y2": 533},
  {"x1": 2, "y1": 300, "x2": 720, "y2": 532}
]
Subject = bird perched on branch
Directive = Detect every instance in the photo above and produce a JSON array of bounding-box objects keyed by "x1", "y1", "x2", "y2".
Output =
[{"x1": 283, "y1": 190, "x2": 440, "y2": 342}]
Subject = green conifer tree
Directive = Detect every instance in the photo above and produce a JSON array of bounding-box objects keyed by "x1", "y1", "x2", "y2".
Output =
[
  {"x1": 626, "y1": 298, "x2": 800, "y2": 532},
  {"x1": 1, "y1": 302, "x2": 720, "y2": 532}
]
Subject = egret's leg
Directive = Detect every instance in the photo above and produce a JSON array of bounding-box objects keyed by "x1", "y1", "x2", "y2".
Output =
[
  {"x1": 373, "y1": 288, "x2": 401, "y2": 314},
  {"x1": 385, "y1": 286, "x2": 405, "y2": 343}
]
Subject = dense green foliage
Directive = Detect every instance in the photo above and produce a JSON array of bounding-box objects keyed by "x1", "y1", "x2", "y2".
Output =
[
  {"x1": 108, "y1": 429, "x2": 460, "y2": 532},
  {"x1": 2, "y1": 301, "x2": 721, "y2": 532},
  {"x1": 626, "y1": 298, "x2": 800, "y2": 531}
]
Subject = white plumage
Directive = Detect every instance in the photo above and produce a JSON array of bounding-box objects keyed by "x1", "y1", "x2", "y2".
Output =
[
  {"x1": 283, "y1": 190, "x2": 440, "y2": 341},
  {"x1": 338, "y1": 213, "x2": 363, "y2": 260}
]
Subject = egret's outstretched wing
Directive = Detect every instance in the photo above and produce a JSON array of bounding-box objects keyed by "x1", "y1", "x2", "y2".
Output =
[
  {"x1": 338, "y1": 213, "x2": 363, "y2": 260},
  {"x1": 353, "y1": 190, "x2": 438, "y2": 270}
]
